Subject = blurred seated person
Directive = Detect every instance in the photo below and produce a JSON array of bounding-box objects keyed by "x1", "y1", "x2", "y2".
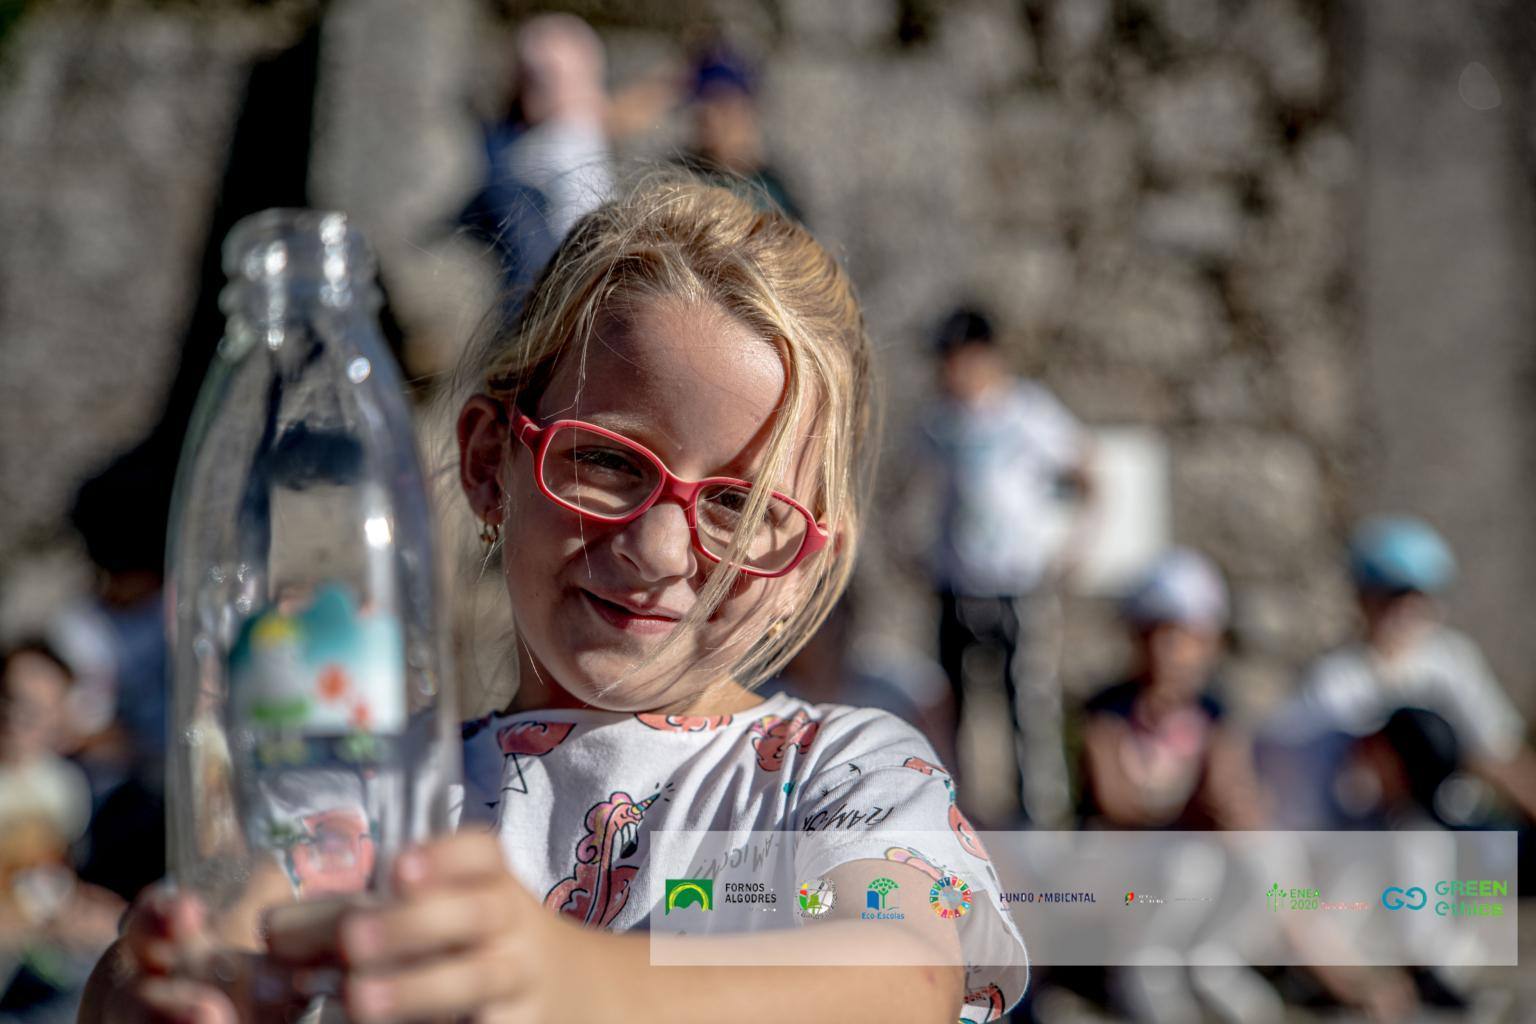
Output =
[
  {"x1": 676, "y1": 45, "x2": 802, "y2": 221},
  {"x1": 1079, "y1": 549, "x2": 1265, "y2": 829},
  {"x1": 1334, "y1": 706, "x2": 1467, "y2": 829},
  {"x1": 1297, "y1": 516, "x2": 1536, "y2": 825},
  {"x1": 0, "y1": 641, "x2": 125, "y2": 1016},
  {"x1": 1070, "y1": 558, "x2": 1413, "y2": 1020}
]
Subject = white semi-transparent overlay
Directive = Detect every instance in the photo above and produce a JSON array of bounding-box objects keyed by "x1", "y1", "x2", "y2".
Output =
[{"x1": 646, "y1": 830, "x2": 1519, "y2": 967}]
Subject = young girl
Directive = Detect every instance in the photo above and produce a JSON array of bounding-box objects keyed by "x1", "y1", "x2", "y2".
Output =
[{"x1": 82, "y1": 176, "x2": 1027, "y2": 1023}]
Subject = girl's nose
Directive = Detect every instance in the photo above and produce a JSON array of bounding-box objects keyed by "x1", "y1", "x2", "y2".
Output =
[{"x1": 611, "y1": 500, "x2": 698, "y2": 582}]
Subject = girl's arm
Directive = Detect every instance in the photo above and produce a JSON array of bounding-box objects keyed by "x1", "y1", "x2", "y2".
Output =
[
  {"x1": 266, "y1": 835, "x2": 971, "y2": 1024},
  {"x1": 582, "y1": 859, "x2": 965, "y2": 1024}
]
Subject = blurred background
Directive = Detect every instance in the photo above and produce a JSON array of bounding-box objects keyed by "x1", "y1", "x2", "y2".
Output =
[{"x1": 1, "y1": 0, "x2": 1534, "y2": 1021}]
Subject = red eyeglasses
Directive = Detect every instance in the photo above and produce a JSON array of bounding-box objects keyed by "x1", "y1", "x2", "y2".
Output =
[{"x1": 510, "y1": 408, "x2": 829, "y2": 578}]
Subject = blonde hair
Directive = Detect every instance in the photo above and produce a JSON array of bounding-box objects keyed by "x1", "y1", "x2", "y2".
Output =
[{"x1": 440, "y1": 172, "x2": 878, "y2": 700}]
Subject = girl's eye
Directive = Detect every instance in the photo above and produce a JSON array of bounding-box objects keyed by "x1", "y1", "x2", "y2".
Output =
[
  {"x1": 568, "y1": 446, "x2": 646, "y2": 478},
  {"x1": 700, "y1": 487, "x2": 793, "y2": 528},
  {"x1": 708, "y1": 488, "x2": 749, "y2": 515}
]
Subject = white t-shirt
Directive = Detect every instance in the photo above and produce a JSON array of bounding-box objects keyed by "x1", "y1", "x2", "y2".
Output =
[
  {"x1": 457, "y1": 690, "x2": 1028, "y2": 1022},
  {"x1": 1298, "y1": 626, "x2": 1526, "y2": 761},
  {"x1": 501, "y1": 117, "x2": 613, "y2": 243},
  {"x1": 920, "y1": 380, "x2": 1084, "y2": 597}
]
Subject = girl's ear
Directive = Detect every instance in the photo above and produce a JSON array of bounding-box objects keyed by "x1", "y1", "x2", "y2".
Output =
[
  {"x1": 457, "y1": 395, "x2": 509, "y2": 524},
  {"x1": 829, "y1": 510, "x2": 855, "y2": 560}
]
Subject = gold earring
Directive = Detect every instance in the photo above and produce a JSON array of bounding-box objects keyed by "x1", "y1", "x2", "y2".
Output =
[{"x1": 479, "y1": 519, "x2": 501, "y2": 549}]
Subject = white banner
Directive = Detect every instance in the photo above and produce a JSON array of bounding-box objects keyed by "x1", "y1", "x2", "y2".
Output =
[{"x1": 645, "y1": 830, "x2": 1519, "y2": 966}]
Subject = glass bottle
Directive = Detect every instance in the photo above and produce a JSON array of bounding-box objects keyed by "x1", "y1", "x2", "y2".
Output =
[{"x1": 165, "y1": 210, "x2": 457, "y2": 923}]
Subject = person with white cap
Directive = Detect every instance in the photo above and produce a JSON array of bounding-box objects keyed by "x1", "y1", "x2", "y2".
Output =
[
  {"x1": 1078, "y1": 548, "x2": 1265, "y2": 829},
  {"x1": 1297, "y1": 516, "x2": 1536, "y2": 823}
]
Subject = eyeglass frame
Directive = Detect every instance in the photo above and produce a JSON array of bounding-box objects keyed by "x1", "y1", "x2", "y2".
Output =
[{"x1": 507, "y1": 406, "x2": 830, "y2": 579}]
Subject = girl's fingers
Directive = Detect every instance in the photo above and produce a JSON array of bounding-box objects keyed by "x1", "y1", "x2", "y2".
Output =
[
  {"x1": 266, "y1": 835, "x2": 519, "y2": 967},
  {"x1": 262, "y1": 895, "x2": 368, "y2": 965},
  {"x1": 124, "y1": 890, "x2": 208, "y2": 974},
  {"x1": 392, "y1": 831, "x2": 507, "y2": 893},
  {"x1": 344, "y1": 934, "x2": 531, "y2": 1024},
  {"x1": 134, "y1": 977, "x2": 239, "y2": 1024},
  {"x1": 336, "y1": 883, "x2": 518, "y2": 968}
]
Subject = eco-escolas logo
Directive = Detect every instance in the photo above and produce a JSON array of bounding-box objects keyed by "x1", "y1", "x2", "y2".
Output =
[
  {"x1": 664, "y1": 878, "x2": 714, "y2": 914},
  {"x1": 862, "y1": 877, "x2": 905, "y2": 920}
]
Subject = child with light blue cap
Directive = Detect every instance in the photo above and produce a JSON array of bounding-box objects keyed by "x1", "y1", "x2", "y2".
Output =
[{"x1": 1298, "y1": 515, "x2": 1536, "y2": 823}]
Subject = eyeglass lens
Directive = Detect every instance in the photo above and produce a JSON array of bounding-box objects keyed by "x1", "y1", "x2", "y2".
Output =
[{"x1": 540, "y1": 425, "x2": 809, "y2": 572}]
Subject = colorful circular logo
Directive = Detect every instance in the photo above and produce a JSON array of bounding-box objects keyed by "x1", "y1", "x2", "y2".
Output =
[
  {"x1": 929, "y1": 875, "x2": 973, "y2": 919},
  {"x1": 796, "y1": 878, "x2": 836, "y2": 918}
]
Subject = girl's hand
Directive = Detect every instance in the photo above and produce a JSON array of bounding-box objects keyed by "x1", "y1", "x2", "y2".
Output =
[
  {"x1": 84, "y1": 886, "x2": 237, "y2": 1024},
  {"x1": 265, "y1": 832, "x2": 565, "y2": 1023},
  {"x1": 82, "y1": 865, "x2": 308, "y2": 1024}
]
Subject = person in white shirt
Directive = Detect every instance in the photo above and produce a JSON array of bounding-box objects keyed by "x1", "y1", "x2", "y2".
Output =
[{"x1": 915, "y1": 307, "x2": 1093, "y2": 826}]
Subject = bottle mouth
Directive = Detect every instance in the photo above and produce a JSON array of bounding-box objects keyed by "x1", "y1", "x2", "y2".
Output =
[
  {"x1": 220, "y1": 209, "x2": 379, "y2": 317},
  {"x1": 222, "y1": 208, "x2": 377, "y2": 284}
]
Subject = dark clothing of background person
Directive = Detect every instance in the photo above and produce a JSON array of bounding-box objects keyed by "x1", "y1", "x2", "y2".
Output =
[{"x1": 1077, "y1": 678, "x2": 1227, "y2": 829}]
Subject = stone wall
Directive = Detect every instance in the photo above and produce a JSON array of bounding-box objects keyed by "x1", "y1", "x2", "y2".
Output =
[{"x1": 0, "y1": 7, "x2": 299, "y2": 603}]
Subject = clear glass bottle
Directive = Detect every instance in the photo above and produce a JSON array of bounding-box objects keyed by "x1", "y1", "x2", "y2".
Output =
[{"x1": 165, "y1": 210, "x2": 457, "y2": 920}]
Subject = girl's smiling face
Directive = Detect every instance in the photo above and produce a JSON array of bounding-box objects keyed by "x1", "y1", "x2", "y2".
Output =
[{"x1": 459, "y1": 293, "x2": 814, "y2": 715}]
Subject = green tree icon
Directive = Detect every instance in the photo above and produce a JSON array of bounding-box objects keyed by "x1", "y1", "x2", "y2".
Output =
[{"x1": 868, "y1": 877, "x2": 900, "y2": 910}]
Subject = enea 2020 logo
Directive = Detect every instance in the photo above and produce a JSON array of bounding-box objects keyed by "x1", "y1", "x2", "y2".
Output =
[
  {"x1": 929, "y1": 875, "x2": 973, "y2": 919},
  {"x1": 664, "y1": 878, "x2": 714, "y2": 914}
]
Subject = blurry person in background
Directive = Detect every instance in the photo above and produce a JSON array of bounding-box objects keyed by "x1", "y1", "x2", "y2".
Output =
[
  {"x1": 914, "y1": 306, "x2": 1094, "y2": 826},
  {"x1": 1315, "y1": 705, "x2": 1501, "y2": 1014},
  {"x1": 771, "y1": 592, "x2": 955, "y2": 767},
  {"x1": 1079, "y1": 549, "x2": 1265, "y2": 830},
  {"x1": 676, "y1": 44, "x2": 802, "y2": 221},
  {"x1": 460, "y1": 13, "x2": 615, "y2": 300},
  {"x1": 40, "y1": 454, "x2": 169, "y2": 907},
  {"x1": 0, "y1": 641, "x2": 125, "y2": 1022},
  {"x1": 1334, "y1": 706, "x2": 1467, "y2": 828},
  {"x1": 1068, "y1": 553, "x2": 1419, "y2": 1023},
  {"x1": 1297, "y1": 516, "x2": 1536, "y2": 826}
]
